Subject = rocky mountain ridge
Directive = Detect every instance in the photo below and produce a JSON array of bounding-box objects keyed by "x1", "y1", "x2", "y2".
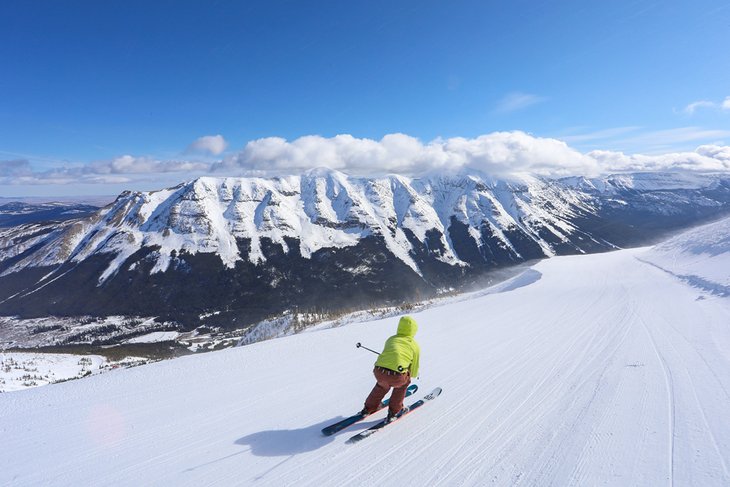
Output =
[{"x1": 1, "y1": 169, "x2": 729, "y2": 343}]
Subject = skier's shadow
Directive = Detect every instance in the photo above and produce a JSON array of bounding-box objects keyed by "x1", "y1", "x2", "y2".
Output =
[{"x1": 235, "y1": 418, "x2": 342, "y2": 457}]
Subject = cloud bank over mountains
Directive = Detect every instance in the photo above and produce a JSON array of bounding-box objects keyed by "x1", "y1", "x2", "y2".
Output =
[
  {"x1": 216, "y1": 132, "x2": 730, "y2": 177},
  {"x1": 2, "y1": 131, "x2": 730, "y2": 187}
]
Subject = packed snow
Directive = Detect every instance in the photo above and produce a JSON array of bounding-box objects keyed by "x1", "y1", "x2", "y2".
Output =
[
  {"x1": 642, "y1": 215, "x2": 730, "y2": 294},
  {"x1": 2, "y1": 246, "x2": 729, "y2": 485}
]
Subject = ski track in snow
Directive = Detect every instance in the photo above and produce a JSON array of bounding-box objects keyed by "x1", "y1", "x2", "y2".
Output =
[{"x1": 2, "y1": 249, "x2": 730, "y2": 486}]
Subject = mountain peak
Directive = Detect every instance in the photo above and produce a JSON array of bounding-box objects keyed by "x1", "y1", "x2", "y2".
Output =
[{"x1": 1, "y1": 171, "x2": 729, "y2": 330}]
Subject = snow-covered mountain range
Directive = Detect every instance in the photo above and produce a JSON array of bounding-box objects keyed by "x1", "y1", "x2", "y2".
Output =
[
  {"x1": 1, "y1": 170, "x2": 729, "y2": 344},
  {"x1": 0, "y1": 201, "x2": 99, "y2": 227}
]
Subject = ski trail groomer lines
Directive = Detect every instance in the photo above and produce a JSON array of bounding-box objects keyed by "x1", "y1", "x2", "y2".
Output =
[{"x1": 362, "y1": 316, "x2": 421, "y2": 422}]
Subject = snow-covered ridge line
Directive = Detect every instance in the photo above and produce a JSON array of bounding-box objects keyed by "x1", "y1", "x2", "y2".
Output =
[
  {"x1": 1, "y1": 170, "x2": 607, "y2": 280},
  {"x1": 641, "y1": 214, "x2": 730, "y2": 289},
  {"x1": 558, "y1": 171, "x2": 724, "y2": 192},
  {"x1": 2, "y1": 169, "x2": 729, "y2": 287}
]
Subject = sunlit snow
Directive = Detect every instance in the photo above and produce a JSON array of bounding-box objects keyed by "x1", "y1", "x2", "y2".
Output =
[{"x1": 2, "y1": 241, "x2": 729, "y2": 485}]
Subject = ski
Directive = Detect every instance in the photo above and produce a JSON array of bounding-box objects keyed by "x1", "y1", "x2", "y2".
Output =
[
  {"x1": 321, "y1": 384, "x2": 418, "y2": 436},
  {"x1": 345, "y1": 387, "x2": 442, "y2": 444}
]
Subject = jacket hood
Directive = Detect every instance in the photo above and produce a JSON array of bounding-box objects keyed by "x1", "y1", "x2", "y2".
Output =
[{"x1": 397, "y1": 316, "x2": 418, "y2": 337}]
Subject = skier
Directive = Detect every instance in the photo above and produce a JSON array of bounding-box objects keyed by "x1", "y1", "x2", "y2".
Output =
[{"x1": 361, "y1": 316, "x2": 420, "y2": 422}]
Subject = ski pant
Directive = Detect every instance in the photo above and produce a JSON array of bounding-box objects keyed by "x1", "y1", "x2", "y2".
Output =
[{"x1": 364, "y1": 366, "x2": 411, "y2": 416}]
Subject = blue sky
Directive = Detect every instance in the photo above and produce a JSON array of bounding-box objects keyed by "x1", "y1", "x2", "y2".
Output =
[{"x1": 1, "y1": 0, "x2": 729, "y2": 196}]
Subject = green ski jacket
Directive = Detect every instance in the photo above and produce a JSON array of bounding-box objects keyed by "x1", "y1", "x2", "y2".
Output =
[{"x1": 375, "y1": 316, "x2": 420, "y2": 377}]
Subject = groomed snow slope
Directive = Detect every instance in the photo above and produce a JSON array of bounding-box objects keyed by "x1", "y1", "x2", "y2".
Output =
[
  {"x1": 2, "y1": 249, "x2": 730, "y2": 486},
  {"x1": 642, "y1": 215, "x2": 730, "y2": 292}
]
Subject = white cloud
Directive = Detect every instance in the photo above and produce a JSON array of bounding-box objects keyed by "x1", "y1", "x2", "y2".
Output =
[
  {"x1": 619, "y1": 127, "x2": 730, "y2": 149},
  {"x1": 558, "y1": 126, "x2": 643, "y2": 144},
  {"x1": 3, "y1": 131, "x2": 730, "y2": 188},
  {"x1": 187, "y1": 135, "x2": 228, "y2": 155},
  {"x1": 684, "y1": 100, "x2": 716, "y2": 115},
  {"x1": 588, "y1": 146, "x2": 730, "y2": 173},
  {"x1": 0, "y1": 159, "x2": 33, "y2": 177},
  {"x1": 217, "y1": 132, "x2": 730, "y2": 178},
  {"x1": 561, "y1": 126, "x2": 730, "y2": 155},
  {"x1": 494, "y1": 92, "x2": 546, "y2": 114},
  {"x1": 696, "y1": 144, "x2": 730, "y2": 163},
  {"x1": 0, "y1": 155, "x2": 209, "y2": 186},
  {"x1": 89, "y1": 155, "x2": 209, "y2": 175},
  {"x1": 216, "y1": 132, "x2": 599, "y2": 178},
  {"x1": 683, "y1": 96, "x2": 730, "y2": 115}
]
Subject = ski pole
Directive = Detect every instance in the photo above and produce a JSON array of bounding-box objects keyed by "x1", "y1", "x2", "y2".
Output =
[
  {"x1": 356, "y1": 343, "x2": 404, "y2": 372},
  {"x1": 356, "y1": 342, "x2": 379, "y2": 355}
]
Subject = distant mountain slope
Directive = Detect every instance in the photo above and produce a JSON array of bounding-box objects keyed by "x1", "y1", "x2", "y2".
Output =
[
  {"x1": 0, "y1": 201, "x2": 100, "y2": 227},
  {"x1": 0, "y1": 170, "x2": 729, "y2": 339}
]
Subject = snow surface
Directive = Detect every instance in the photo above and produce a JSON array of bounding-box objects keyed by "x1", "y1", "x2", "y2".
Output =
[
  {"x1": 0, "y1": 353, "x2": 105, "y2": 392},
  {"x1": 0, "y1": 315, "x2": 176, "y2": 349},
  {"x1": 125, "y1": 331, "x2": 181, "y2": 344},
  {"x1": 642, "y1": 215, "x2": 730, "y2": 293},
  {"x1": 0, "y1": 353, "x2": 154, "y2": 393},
  {"x1": 2, "y1": 248, "x2": 729, "y2": 486}
]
